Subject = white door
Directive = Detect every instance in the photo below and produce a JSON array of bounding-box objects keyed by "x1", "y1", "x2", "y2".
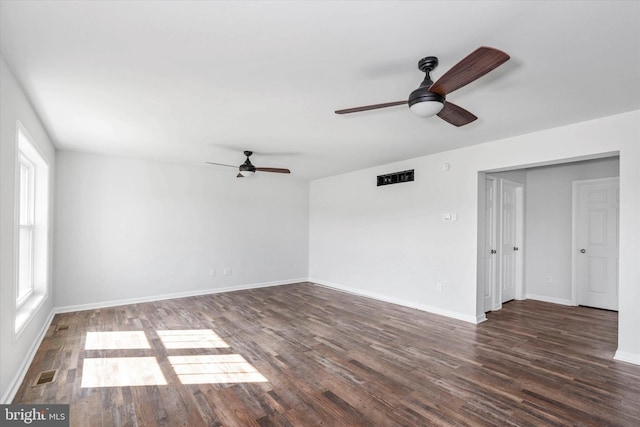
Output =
[
  {"x1": 500, "y1": 179, "x2": 522, "y2": 303},
  {"x1": 483, "y1": 176, "x2": 498, "y2": 312},
  {"x1": 575, "y1": 178, "x2": 619, "y2": 310}
]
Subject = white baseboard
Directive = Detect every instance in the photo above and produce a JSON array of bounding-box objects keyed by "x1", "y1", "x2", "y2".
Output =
[
  {"x1": 1, "y1": 309, "x2": 55, "y2": 404},
  {"x1": 310, "y1": 279, "x2": 481, "y2": 324},
  {"x1": 525, "y1": 293, "x2": 574, "y2": 306},
  {"x1": 614, "y1": 350, "x2": 640, "y2": 366},
  {"x1": 54, "y1": 278, "x2": 308, "y2": 314}
]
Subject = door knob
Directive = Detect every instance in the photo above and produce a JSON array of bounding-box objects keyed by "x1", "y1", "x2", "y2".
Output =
[
  {"x1": 513, "y1": 247, "x2": 519, "y2": 251},
  {"x1": 580, "y1": 249, "x2": 586, "y2": 253},
  {"x1": 490, "y1": 249, "x2": 497, "y2": 254}
]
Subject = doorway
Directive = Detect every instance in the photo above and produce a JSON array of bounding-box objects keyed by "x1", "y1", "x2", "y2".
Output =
[
  {"x1": 499, "y1": 179, "x2": 524, "y2": 304},
  {"x1": 482, "y1": 176, "x2": 524, "y2": 312},
  {"x1": 572, "y1": 177, "x2": 620, "y2": 310},
  {"x1": 478, "y1": 156, "x2": 620, "y2": 316}
]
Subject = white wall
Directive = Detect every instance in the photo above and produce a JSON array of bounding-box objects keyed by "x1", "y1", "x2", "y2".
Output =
[
  {"x1": 524, "y1": 158, "x2": 619, "y2": 303},
  {"x1": 0, "y1": 55, "x2": 56, "y2": 402},
  {"x1": 54, "y1": 151, "x2": 309, "y2": 309},
  {"x1": 310, "y1": 155, "x2": 483, "y2": 323},
  {"x1": 309, "y1": 110, "x2": 640, "y2": 363}
]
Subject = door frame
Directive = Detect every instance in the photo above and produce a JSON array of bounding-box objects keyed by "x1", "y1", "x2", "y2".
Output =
[
  {"x1": 498, "y1": 178, "x2": 525, "y2": 306},
  {"x1": 571, "y1": 176, "x2": 620, "y2": 306},
  {"x1": 481, "y1": 175, "x2": 525, "y2": 312},
  {"x1": 483, "y1": 175, "x2": 498, "y2": 312}
]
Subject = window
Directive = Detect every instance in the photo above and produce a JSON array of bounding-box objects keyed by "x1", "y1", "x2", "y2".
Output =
[
  {"x1": 15, "y1": 124, "x2": 50, "y2": 334},
  {"x1": 17, "y1": 151, "x2": 36, "y2": 304}
]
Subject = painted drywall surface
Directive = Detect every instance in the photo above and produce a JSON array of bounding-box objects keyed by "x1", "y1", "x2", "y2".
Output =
[
  {"x1": 525, "y1": 158, "x2": 619, "y2": 302},
  {"x1": 54, "y1": 151, "x2": 309, "y2": 308},
  {"x1": 617, "y1": 131, "x2": 640, "y2": 363},
  {"x1": 0, "y1": 56, "x2": 56, "y2": 402},
  {"x1": 310, "y1": 110, "x2": 640, "y2": 359},
  {"x1": 310, "y1": 152, "x2": 483, "y2": 322}
]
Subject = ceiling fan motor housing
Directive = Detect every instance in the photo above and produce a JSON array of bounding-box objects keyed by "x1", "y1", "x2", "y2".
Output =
[
  {"x1": 239, "y1": 151, "x2": 256, "y2": 173},
  {"x1": 408, "y1": 87, "x2": 445, "y2": 107},
  {"x1": 240, "y1": 162, "x2": 256, "y2": 173}
]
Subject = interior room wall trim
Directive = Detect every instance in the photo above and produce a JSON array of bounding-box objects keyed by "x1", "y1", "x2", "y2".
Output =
[
  {"x1": 615, "y1": 351, "x2": 640, "y2": 365},
  {"x1": 54, "y1": 278, "x2": 308, "y2": 314},
  {"x1": 1, "y1": 309, "x2": 55, "y2": 404},
  {"x1": 310, "y1": 279, "x2": 486, "y2": 324}
]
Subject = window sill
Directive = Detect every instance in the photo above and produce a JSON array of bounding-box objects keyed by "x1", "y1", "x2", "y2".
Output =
[{"x1": 15, "y1": 292, "x2": 47, "y2": 337}]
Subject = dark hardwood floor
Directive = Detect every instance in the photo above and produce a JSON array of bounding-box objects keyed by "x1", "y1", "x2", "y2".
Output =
[{"x1": 13, "y1": 282, "x2": 640, "y2": 426}]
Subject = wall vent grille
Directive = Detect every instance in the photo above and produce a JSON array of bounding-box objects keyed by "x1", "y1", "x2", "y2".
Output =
[{"x1": 377, "y1": 169, "x2": 414, "y2": 187}]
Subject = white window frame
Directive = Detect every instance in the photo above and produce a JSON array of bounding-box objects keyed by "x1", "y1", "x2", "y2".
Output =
[
  {"x1": 17, "y1": 151, "x2": 36, "y2": 306},
  {"x1": 14, "y1": 122, "x2": 50, "y2": 336}
]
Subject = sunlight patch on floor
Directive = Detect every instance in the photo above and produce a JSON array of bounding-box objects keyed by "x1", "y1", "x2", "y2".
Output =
[
  {"x1": 85, "y1": 331, "x2": 151, "y2": 350},
  {"x1": 157, "y1": 329, "x2": 230, "y2": 349},
  {"x1": 81, "y1": 357, "x2": 167, "y2": 387},
  {"x1": 80, "y1": 329, "x2": 267, "y2": 387},
  {"x1": 168, "y1": 354, "x2": 268, "y2": 384}
]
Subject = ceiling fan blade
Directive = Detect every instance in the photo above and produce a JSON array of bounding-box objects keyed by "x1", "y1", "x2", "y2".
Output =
[
  {"x1": 206, "y1": 162, "x2": 238, "y2": 168},
  {"x1": 429, "y1": 47, "x2": 510, "y2": 96},
  {"x1": 437, "y1": 102, "x2": 477, "y2": 127},
  {"x1": 335, "y1": 100, "x2": 407, "y2": 114},
  {"x1": 255, "y1": 167, "x2": 291, "y2": 174}
]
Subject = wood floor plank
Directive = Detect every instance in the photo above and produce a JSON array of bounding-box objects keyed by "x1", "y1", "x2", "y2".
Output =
[{"x1": 11, "y1": 282, "x2": 640, "y2": 426}]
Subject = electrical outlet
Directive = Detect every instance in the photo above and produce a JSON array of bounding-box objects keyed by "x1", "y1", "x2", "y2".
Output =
[
  {"x1": 546, "y1": 275, "x2": 553, "y2": 283},
  {"x1": 224, "y1": 268, "x2": 232, "y2": 276},
  {"x1": 437, "y1": 283, "x2": 443, "y2": 292},
  {"x1": 210, "y1": 269, "x2": 216, "y2": 277}
]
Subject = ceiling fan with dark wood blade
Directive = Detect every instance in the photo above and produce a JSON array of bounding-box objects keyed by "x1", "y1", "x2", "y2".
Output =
[
  {"x1": 206, "y1": 151, "x2": 291, "y2": 177},
  {"x1": 335, "y1": 46, "x2": 510, "y2": 127}
]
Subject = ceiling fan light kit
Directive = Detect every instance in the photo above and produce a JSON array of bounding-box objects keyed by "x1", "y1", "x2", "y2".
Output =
[
  {"x1": 335, "y1": 46, "x2": 510, "y2": 126},
  {"x1": 409, "y1": 97, "x2": 444, "y2": 117},
  {"x1": 237, "y1": 170, "x2": 255, "y2": 178}
]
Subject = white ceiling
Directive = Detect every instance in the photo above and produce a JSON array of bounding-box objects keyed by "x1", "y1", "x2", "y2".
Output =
[{"x1": 1, "y1": 1, "x2": 639, "y2": 180}]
